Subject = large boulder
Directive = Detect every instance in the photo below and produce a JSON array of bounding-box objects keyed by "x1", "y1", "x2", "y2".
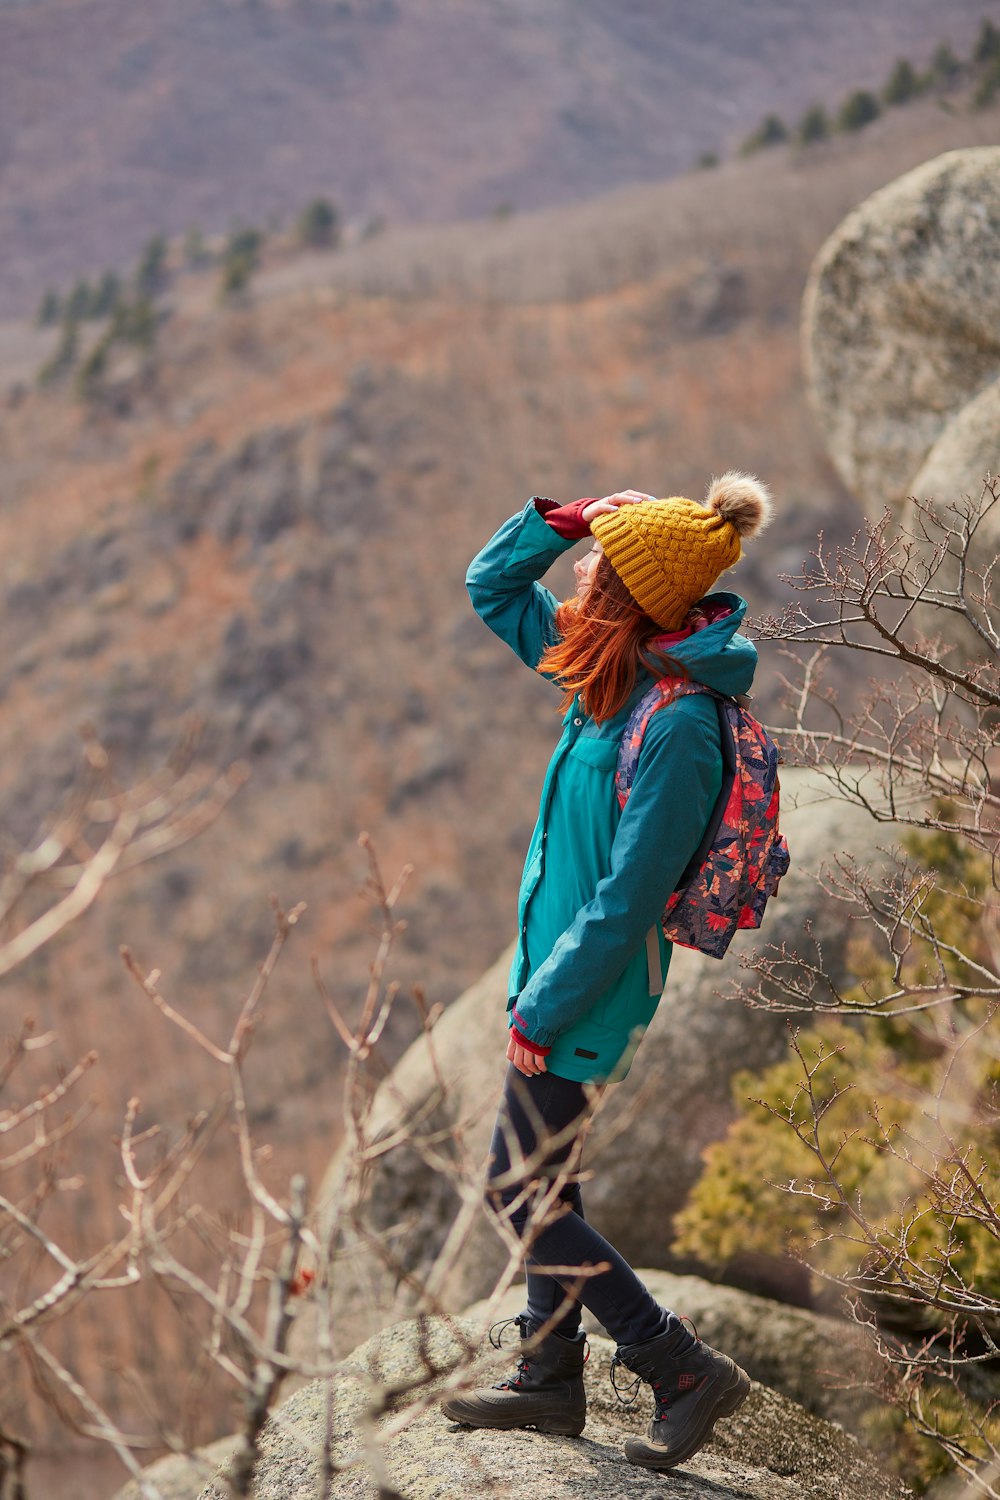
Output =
[
  {"x1": 200, "y1": 1315, "x2": 907, "y2": 1500},
  {"x1": 302, "y1": 767, "x2": 897, "y2": 1357},
  {"x1": 803, "y1": 148, "x2": 1000, "y2": 515}
]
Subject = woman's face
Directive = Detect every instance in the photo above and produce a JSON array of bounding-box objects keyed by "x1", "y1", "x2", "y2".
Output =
[{"x1": 574, "y1": 540, "x2": 603, "y2": 600}]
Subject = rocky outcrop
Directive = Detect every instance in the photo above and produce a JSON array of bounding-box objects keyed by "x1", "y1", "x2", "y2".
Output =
[
  {"x1": 199, "y1": 1315, "x2": 907, "y2": 1500},
  {"x1": 109, "y1": 1274, "x2": 881, "y2": 1499},
  {"x1": 803, "y1": 147, "x2": 1000, "y2": 514},
  {"x1": 301, "y1": 767, "x2": 899, "y2": 1359}
]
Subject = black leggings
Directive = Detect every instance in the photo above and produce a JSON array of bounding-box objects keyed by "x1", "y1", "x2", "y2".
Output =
[{"x1": 485, "y1": 1064, "x2": 686, "y2": 1347}]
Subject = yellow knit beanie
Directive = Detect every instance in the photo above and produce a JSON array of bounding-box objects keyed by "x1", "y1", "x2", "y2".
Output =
[{"x1": 590, "y1": 471, "x2": 773, "y2": 630}]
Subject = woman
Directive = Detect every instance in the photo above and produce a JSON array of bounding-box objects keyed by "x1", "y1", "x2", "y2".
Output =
[{"x1": 440, "y1": 475, "x2": 772, "y2": 1471}]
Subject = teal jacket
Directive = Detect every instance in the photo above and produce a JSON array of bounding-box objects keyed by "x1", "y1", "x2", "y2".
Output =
[{"x1": 467, "y1": 500, "x2": 758, "y2": 1084}]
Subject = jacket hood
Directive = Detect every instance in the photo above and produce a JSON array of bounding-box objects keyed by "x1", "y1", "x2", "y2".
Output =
[{"x1": 649, "y1": 591, "x2": 757, "y2": 698}]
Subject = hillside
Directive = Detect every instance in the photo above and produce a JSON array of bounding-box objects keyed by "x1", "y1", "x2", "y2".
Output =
[
  {"x1": 2, "y1": 88, "x2": 999, "y2": 1499},
  {"x1": 0, "y1": 0, "x2": 997, "y2": 315}
]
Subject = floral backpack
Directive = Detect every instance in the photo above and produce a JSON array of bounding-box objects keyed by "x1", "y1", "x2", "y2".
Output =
[{"x1": 616, "y1": 680, "x2": 790, "y2": 970}]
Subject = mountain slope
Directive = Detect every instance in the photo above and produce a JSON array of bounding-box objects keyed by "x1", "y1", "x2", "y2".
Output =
[{"x1": 0, "y1": 0, "x2": 996, "y2": 313}]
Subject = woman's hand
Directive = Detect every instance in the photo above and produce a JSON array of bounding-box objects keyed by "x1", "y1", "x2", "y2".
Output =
[
  {"x1": 506, "y1": 1034, "x2": 548, "y2": 1077},
  {"x1": 581, "y1": 489, "x2": 653, "y2": 526}
]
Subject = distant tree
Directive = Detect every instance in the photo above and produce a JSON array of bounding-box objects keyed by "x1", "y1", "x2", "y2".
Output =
[
  {"x1": 91, "y1": 270, "x2": 122, "y2": 319},
  {"x1": 796, "y1": 104, "x2": 829, "y2": 143},
  {"x1": 134, "y1": 233, "x2": 168, "y2": 298},
  {"x1": 183, "y1": 224, "x2": 211, "y2": 267},
  {"x1": 217, "y1": 225, "x2": 263, "y2": 304},
  {"x1": 694, "y1": 150, "x2": 719, "y2": 170},
  {"x1": 219, "y1": 250, "x2": 254, "y2": 303},
  {"x1": 929, "y1": 41, "x2": 961, "y2": 85},
  {"x1": 297, "y1": 196, "x2": 340, "y2": 248},
  {"x1": 74, "y1": 334, "x2": 112, "y2": 402},
  {"x1": 740, "y1": 112, "x2": 788, "y2": 155},
  {"x1": 226, "y1": 224, "x2": 263, "y2": 268},
  {"x1": 65, "y1": 277, "x2": 94, "y2": 322},
  {"x1": 973, "y1": 18, "x2": 1000, "y2": 64},
  {"x1": 837, "y1": 88, "x2": 881, "y2": 132},
  {"x1": 36, "y1": 315, "x2": 79, "y2": 386},
  {"x1": 972, "y1": 55, "x2": 1000, "y2": 109},
  {"x1": 111, "y1": 294, "x2": 157, "y2": 352},
  {"x1": 883, "y1": 57, "x2": 919, "y2": 106},
  {"x1": 36, "y1": 288, "x2": 61, "y2": 327}
]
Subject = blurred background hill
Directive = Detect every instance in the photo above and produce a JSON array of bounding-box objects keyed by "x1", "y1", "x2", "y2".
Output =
[
  {"x1": 1, "y1": 3, "x2": 999, "y2": 1495},
  {"x1": 0, "y1": 0, "x2": 996, "y2": 315}
]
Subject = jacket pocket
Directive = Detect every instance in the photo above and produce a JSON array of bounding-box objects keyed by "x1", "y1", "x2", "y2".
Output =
[{"x1": 567, "y1": 736, "x2": 619, "y2": 771}]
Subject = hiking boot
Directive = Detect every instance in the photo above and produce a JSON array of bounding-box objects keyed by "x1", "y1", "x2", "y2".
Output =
[
  {"x1": 611, "y1": 1323, "x2": 750, "y2": 1470},
  {"x1": 441, "y1": 1314, "x2": 587, "y2": 1437}
]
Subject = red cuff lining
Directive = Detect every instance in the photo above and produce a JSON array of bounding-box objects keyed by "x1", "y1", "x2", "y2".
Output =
[
  {"x1": 541, "y1": 498, "x2": 594, "y2": 540},
  {"x1": 510, "y1": 1023, "x2": 551, "y2": 1057}
]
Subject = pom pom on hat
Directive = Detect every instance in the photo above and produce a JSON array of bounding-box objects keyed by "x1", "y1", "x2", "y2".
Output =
[{"x1": 705, "y1": 471, "x2": 773, "y2": 539}]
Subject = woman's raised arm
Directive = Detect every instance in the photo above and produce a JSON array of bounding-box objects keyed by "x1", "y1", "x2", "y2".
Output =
[{"x1": 465, "y1": 498, "x2": 578, "y2": 672}]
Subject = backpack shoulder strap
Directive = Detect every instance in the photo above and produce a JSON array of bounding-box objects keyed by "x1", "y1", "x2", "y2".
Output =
[
  {"x1": 616, "y1": 678, "x2": 717, "y2": 807},
  {"x1": 616, "y1": 679, "x2": 731, "y2": 997}
]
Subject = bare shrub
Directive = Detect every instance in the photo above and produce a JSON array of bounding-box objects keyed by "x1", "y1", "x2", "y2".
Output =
[
  {"x1": 1, "y1": 767, "x2": 595, "y2": 1498},
  {"x1": 680, "y1": 481, "x2": 1000, "y2": 1493}
]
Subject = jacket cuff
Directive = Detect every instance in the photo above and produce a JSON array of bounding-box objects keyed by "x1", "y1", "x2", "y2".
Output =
[
  {"x1": 541, "y1": 498, "x2": 594, "y2": 540},
  {"x1": 510, "y1": 1024, "x2": 552, "y2": 1057},
  {"x1": 511, "y1": 1007, "x2": 556, "y2": 1051}
]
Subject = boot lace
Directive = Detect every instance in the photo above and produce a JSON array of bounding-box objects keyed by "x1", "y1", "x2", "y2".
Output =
[
  {"x1": 609, "y1": 1351, "x2": 642, "y2": 1407},
  {"x1": 487, "y1": 1315, "x2": 588, "y2": 1390},
  {"x1": 611, "y1": 1353, "x2": 672, "y2": 1418},
  {"x1": 489, "y1": 1313, "x2": 531, "y2": 1391},
  {"x1": 488, "y1": 1314, "x2": 529, "y2": 1350},
  {"x1": 610, "y1": 1317, "x2": 703, "y2": 1423}
]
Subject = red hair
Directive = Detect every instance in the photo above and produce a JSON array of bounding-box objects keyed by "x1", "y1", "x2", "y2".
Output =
[{"x1": 538, "y1": 558, "x2": 687, "y2": 724}]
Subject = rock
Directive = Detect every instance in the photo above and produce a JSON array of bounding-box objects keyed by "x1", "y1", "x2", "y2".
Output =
[
  {"x1": 907, "y1": 376, "x2": 1000, "y2": 603},
  {"x1": 803, "y1": 148, "x2": 1000, "y2": 514},
  {"x1": 909, "y1": 376, "x2": 1000, "y2": 507},
  {"x1": 302, "y1": 767, "x2": 898, "y2": 1358},
  {"x1": 200, "y1": 1316, "x2": 906, "y2": 1500},
  {"x1": 213, "y1": 613, "x2": 313, "y2": 711},
  {"x1": 904, "y1": 378, "x2": 1000, "y2": 641},
  {"x1": 111, "y1": 1435, "x2": 237, "y2": 1500},
  {"x1": 465, "y1": 1269, "x2": 875, "y2": 1437}
]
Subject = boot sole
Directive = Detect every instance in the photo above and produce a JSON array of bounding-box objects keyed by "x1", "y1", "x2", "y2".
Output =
[
  {"x1": 441, "y1": 1397, "x2": 586, "y2": 1438},
  {"x1": 623, "y1": 1367, "x2": 750, "y2": 1471}
]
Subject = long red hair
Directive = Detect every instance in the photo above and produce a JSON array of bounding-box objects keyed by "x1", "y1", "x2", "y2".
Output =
[{"x1": 538, "y1": 558, "x2": 687, "y2": 724}]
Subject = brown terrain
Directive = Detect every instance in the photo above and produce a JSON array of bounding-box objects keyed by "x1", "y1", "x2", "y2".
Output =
[
  {"x1": 0, "y1": 0, "x2": 996, "y2": 316},
  {"x1": 1, "y1": 50, "x2": 999, "y2": 1500}
]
